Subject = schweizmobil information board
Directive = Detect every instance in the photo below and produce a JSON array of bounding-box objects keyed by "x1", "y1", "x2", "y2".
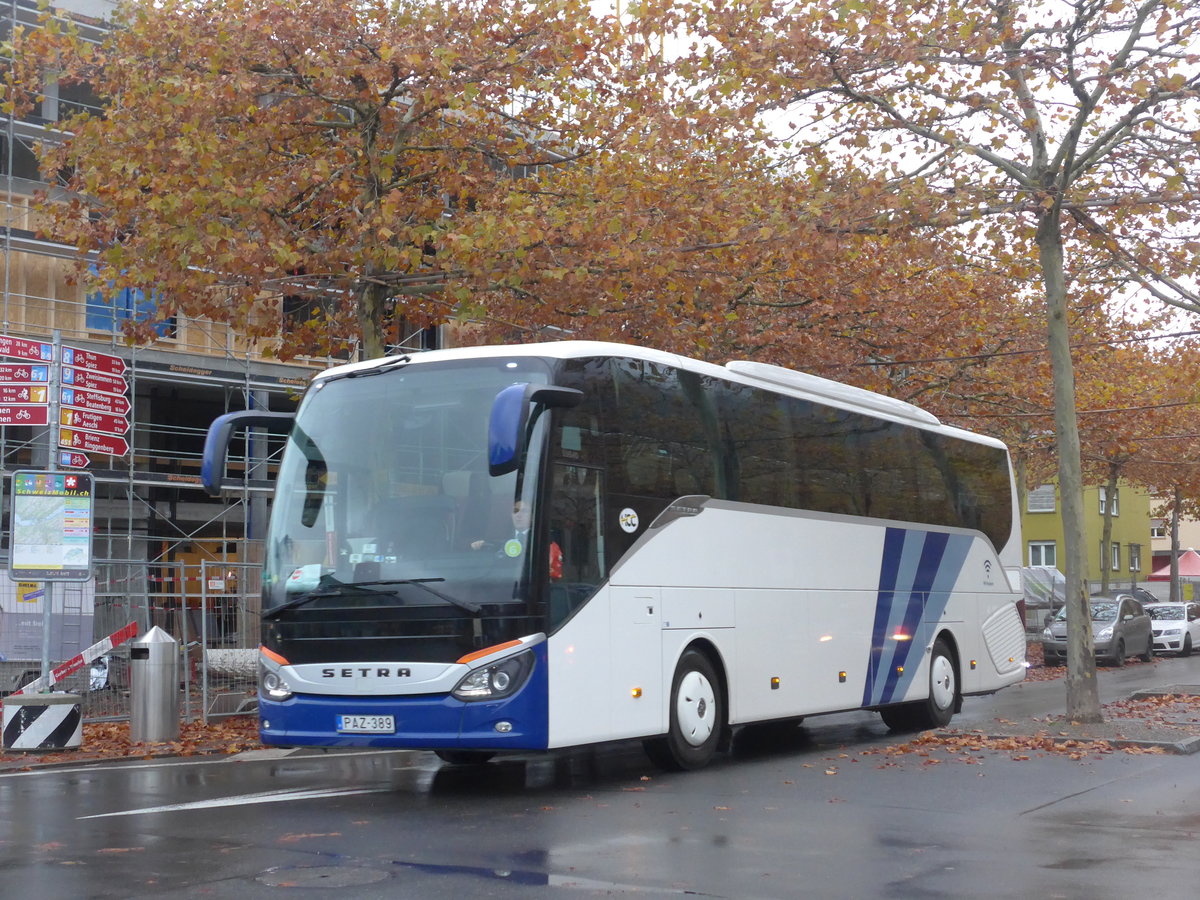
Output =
[{"x1": 7, "y1": 470, "x2": 94, "y2": 580}]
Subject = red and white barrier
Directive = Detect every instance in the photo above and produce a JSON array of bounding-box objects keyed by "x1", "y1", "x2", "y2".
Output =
[{"x1": 15, "y1": 622, "x2": 139, "y2": 695}]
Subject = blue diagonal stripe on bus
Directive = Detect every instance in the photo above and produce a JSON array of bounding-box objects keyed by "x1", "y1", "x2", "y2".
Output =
[
  {"x1": 863, "y1": 528, "x2": 973, "y2": 707},
  {"x1": 864, "y1": 528, "x2": 907, "y2": 708}
]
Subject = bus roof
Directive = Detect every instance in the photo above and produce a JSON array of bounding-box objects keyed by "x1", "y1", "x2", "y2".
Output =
[{"x1": 314, "y1": 341, "x2": 1005, "y2": 449}]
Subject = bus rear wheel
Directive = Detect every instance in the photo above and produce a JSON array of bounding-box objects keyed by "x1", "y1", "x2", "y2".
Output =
[
  {"x1": 434, "y1": 750, "x2": 496, "y2": 765},
  {"x1": 643, "y1": 650, "x2": 723, "y2": 771},
  {"x1": 879, "y1": 637, "x2": 958, "y2": 732}
]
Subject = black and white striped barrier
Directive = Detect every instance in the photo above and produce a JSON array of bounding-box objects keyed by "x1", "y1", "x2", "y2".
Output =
[{"x1": 2, "y1": 693, "x2": 83, "y2": 752}]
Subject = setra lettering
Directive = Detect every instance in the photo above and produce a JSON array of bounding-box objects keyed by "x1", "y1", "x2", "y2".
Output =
[{"x1": 320, "y1": 667, "x2": 412, "y2": 678}]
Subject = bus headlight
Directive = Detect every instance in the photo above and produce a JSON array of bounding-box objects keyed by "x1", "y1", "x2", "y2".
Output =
[
  {"x1": 260, "y1": 668, "x2": 294, "y2": 701},
  {"x1": 452, "y1": 650, "x2": 535, "y2": 702}
]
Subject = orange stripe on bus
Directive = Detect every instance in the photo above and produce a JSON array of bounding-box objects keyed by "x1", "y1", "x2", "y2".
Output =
[{"x1": 457, "y1": 640, "x2": 522, "y2": 665}]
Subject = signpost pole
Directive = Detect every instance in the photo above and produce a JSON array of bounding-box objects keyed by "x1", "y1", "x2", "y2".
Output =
[{"x1": 40, "y1": 332, "x2": 62, "y2": 690}]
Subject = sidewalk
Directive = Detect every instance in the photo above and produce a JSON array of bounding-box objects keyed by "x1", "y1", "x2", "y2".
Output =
[{"x1": 0, "y1": 714, "x2": 261, "y2": 771}]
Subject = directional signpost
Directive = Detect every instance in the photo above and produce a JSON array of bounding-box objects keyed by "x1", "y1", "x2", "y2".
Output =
[
  {"x1": 61, "y1": 346, "x2": 126, "y2": 376},
  {"x1": 60, "y1": 407, "x2": 129, "y2": 435},
  {"x1": 58, "y1": 451, "x2": 91, "y2": 469},
  {"x1": 60, "y1": 386, "x2": 130, "y2": 416},
  {"x1": 60, "y1": 364, "x2": 127, "y2": 395},
  {"x1": 57, "y1": 428, "x2": 130, "y2": 457},
  {"x1": 0, "y1": 335, "x2": 132, "y2": 462},
  {"x1": 57, "y1": 344, "x2": 130, "y2": 460},
  {"x1": 0, "y1": 339, "x2": 52, "y2": 432},
  {"x1": 0, "y1": 335, "x2": 54, "y2": 363},
  {"x1": 0, "y1": 384, "x2": 48, "y2": 404}
]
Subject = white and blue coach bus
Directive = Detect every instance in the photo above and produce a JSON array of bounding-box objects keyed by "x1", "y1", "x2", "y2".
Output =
[{"x1": 202, "y1": 341, "x2": 1026, "y2": 769}]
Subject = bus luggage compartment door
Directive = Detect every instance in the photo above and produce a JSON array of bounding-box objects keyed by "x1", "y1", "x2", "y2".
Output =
[{"x1": 609, "y1": 587, "x2": 663, "y2": 739}]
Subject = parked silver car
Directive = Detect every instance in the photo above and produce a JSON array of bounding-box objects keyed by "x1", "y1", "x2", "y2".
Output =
[
  {"x1": 1041, "y1": 593, "x2": 1154, "y2": 667},
  {"x1": 1145, "y1": 602, "x2": 1200, "y2": 657}
]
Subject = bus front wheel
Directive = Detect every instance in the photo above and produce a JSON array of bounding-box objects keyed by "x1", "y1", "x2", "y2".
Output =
[
  {"x1": 879, "y1": 637, "x2": 957, "y2": 732},
  {"x1": 643, "y1": 650, "x2": 723, "y2": 771}
]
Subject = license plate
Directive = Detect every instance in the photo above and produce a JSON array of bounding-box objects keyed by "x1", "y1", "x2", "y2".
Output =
[{"x1": 336, "y1": 714, "x2": 395, "y2": 734}]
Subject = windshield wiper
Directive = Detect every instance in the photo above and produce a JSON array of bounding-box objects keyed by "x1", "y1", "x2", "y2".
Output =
[
  {"x1": 348, "y1": 578, "x2": 483, "y2": 615},
  {"x1": 263, "y1": 577, "x2": 481, "y2": 620}
]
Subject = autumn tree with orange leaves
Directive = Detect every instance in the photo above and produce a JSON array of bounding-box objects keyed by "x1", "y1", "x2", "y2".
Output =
[
  {"x1": 8, "y1": 0, "x2": 702, "y2": 359},
  {"x1": 669, "y1": 0, "x2": 1200, "y2": 722},
  {"x1": 4, "y1": 0, "x2": 1035, "y2": 378}
]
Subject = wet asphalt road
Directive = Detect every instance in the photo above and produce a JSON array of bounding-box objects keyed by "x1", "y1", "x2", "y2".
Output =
[{"x1": 3, "y1": 656, "x2": 1200, "y2": 899}]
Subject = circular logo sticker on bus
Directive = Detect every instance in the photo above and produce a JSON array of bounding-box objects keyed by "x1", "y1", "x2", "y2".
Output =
[
  {"x1": 504, "y1": 538, "x2": 524, "y2": 558},
  {"x1": 619, "y1": 508, "x2": 639, "y2": 533}
]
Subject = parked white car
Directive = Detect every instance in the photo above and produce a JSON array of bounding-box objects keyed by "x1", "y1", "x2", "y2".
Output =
[{"x1": 1145, "y1": 602, "x2": 1200, "y2": 657}]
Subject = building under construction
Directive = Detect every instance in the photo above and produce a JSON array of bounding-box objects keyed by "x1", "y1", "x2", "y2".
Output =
[{"x1": 0, "y1": 0, "x2": 442, "y2": 703}]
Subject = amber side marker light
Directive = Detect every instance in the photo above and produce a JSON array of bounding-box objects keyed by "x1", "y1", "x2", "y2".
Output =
[{"x1": 631, "y1": 687, "x2": 643, "y2": 698}]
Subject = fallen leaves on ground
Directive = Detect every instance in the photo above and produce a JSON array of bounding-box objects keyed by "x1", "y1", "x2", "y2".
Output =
[
  {"x1": 864, "y1": 693, "x2": 1200, "y2": 764},
  {"x1": 0, "y1": 715, "x2": 262, "y2": 768}
]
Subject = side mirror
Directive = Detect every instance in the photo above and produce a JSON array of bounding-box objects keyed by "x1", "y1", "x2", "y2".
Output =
[
  {"x1": 488, "y1": 383, "x2": 582, "y2": 476},
  {"x1": 201, "y1": 410, "x2": 295, "y2": 496}
]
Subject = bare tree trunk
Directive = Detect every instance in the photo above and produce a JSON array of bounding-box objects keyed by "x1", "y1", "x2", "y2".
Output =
[
  {"x1": 356, "y1": 273, "x2": 389, "y2": 360},
  {"x1": 1038, "y1": 212, "x2": 1102, "y2": 723},
  {"x1": 1170, "y1": 486, "x2": 1182, "y2": 603},
  {"x1": 1098, "y1": 464, "x2": 1119, "y2": 593}
]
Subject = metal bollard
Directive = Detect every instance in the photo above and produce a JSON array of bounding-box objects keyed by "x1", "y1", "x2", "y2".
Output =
[{"x1": 129, "y1": 626, "x2": 180, "y2": 742}]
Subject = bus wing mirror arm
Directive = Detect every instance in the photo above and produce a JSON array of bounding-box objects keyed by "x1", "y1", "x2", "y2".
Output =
[
  {"x1": 201, "y1": 410, "x2": 295, "y2": 496},
  {"x1": 488, "y1": 384, "x2": 582, "y2": 477}
]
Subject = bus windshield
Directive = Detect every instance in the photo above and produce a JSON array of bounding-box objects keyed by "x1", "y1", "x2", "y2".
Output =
[{"x1": 263, "y1": 357, "x2": 553, "y2": 631}]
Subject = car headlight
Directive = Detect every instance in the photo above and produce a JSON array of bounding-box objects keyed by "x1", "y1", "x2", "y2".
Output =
[
  {"x1": 259, "y1": 664, "x2": 294, "y2": 701},
  {"x1": 1042, "y1": 628, "x2": 1053, "y2": 640},
  {"x1": 1163, "y1": 628, "x2": 1181, "y2": 636},
  {"x1": 452, "y1": 650, "x2": 535, "y2": 702},
  {"x1": 1097, "y1": 627, "x2": 1113, "y2": 640}
]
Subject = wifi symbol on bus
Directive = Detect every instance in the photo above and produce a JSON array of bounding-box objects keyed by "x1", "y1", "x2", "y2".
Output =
[{"x1": 983, "y1": 560, "x2": 992, "y2": 576}]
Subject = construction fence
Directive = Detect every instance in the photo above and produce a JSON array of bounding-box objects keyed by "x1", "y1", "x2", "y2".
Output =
[{"x1": 1, "y1": 557, "x2": 262, "y2": 725}]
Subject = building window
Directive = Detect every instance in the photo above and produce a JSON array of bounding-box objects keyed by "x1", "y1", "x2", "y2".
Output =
[
  {"x1": 1109, "y1": 542, "x2": 1120, "y2": 572},
  {"x1": 1027, "y1": 484, "x2": 1056, "y2": 513},
  {"x1": 1151, "y1": 519, "x2": 1166, "y2": 539},
  {"x1": 86, "y1": 270, "x2": 175, "y2": 338},
  {"x1": 1099, "y1": 486, "x2": 1119, "y2": 516},
  {"x1": 1029, "y1": 541, "x2": 1056, "y2": 567},
  {"x1": 1129, "y1": 544, "x2": 1142, "y2": 573},
  {"x1": 0, "y1": 135, "x2": 41, "y2": 181}
]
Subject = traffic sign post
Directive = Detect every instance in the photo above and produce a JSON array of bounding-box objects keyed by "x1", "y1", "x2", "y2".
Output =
[
  {"x1": 58, "y1": 427, "x2": 130, "y2": 457},
  {"x1": 0, "y1": 336, "x2": 53, "y2": 363},
  {"x1": 0, "y1": 385, "x2": 48, "y2": 404},
  {"x1": 62, "y1": 345, "x2": 126, "y2": 376},
  {"x1": 61, "y1": 366, "x2": 127, "y2": 396},
  {"x1": 60, "y1": 407, "x2": 129, "y2": 435},
  {"x1": 0, "y1": 363, "x2": 50, "y2": 382},
  {"x1": 0, "y1": 405, "x2": 49, "y2": 426},
  {"x1": 60, "y1": 386, "x2": 130, "y2": 416}
]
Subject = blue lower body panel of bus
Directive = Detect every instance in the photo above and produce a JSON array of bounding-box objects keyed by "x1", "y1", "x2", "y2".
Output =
[{"x1": 258, "y1": 643, "x2": 550, "y2": 751}]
